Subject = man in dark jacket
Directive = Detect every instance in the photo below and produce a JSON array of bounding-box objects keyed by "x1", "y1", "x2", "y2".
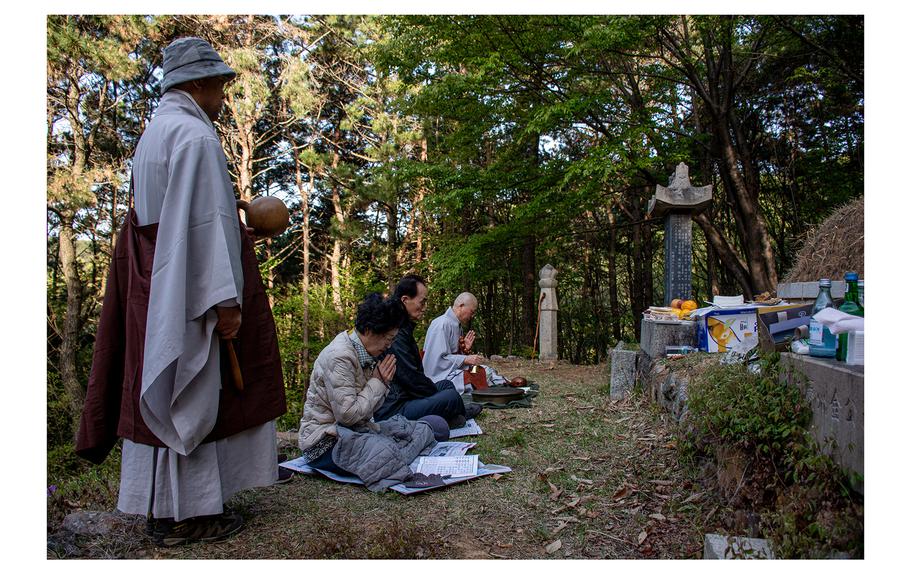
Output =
[{"x1": 373, "y1": 275, "x2": 482, "y2": 428}]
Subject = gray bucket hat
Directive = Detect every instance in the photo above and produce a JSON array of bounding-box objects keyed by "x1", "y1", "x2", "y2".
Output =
[{"x1": 160, "y1": 37, "x2": 236, "y2": 94}]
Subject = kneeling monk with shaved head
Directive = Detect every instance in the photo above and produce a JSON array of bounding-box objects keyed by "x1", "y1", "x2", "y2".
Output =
[{"x1": 422, "y1": 291, "x2": 509, "y2": 397}]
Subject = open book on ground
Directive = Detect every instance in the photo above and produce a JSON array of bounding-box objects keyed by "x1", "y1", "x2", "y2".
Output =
[
  {"x1": 280, "y1": 440, "x2": 509, "y2": 495},
  {"x1": 413, "y1": 455, "x2": 478, "y2": 478}
]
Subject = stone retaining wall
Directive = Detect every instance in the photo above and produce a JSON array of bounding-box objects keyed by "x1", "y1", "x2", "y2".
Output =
[{"x1": 779, "y1": 353, "x2": 864, "y2": 493}]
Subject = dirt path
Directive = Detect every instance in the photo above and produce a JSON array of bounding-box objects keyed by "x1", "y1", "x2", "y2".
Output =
[{"x1": 51, "y1": 360, "x2": 717, "y2": 559}]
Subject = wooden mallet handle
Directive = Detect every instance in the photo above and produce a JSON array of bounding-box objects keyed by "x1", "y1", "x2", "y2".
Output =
[{"x1": 225, "y1": 339, "x2": 244, "y2": 391}]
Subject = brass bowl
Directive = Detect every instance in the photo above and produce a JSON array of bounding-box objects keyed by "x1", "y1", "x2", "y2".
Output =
[{"x1": 471, "y1": 386, "x2": 524, "y2": 405}]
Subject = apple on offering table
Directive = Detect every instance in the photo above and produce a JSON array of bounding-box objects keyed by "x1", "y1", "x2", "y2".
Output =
[{"x1": 669, "y1": 298, "x2": 698, "y2": 319}]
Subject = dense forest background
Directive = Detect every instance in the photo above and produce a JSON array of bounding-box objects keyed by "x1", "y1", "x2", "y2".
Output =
[{"x1": 47, "y1": 15, "x2": 863, "y2": 447}]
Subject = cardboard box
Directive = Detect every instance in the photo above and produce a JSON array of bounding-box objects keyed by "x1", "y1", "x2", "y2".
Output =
[
  {"x1": 756, "y1": 303, "x2": 813, "y2": 352},
  {"x1": 698, "y1": 308, "x2": 758, "y2": 353}
]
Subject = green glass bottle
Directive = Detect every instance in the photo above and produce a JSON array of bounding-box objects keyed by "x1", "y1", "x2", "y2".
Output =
[{"x1": 836, "y1": 272, "x2": 863, "y2": 361}]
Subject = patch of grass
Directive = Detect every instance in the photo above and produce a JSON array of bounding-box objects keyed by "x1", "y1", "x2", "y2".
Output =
[
  {"x1": 47, "y1": 442, "x2": 122, "y2": 527},
  {"x1": 48, "y1": 360, "x2": 714, "y2": 559},
  {"x1": 498, "y1": 430, "x2": 527, "y2": 448},
  {"x1": 303, "y1": 515, "x2": 431, "y2": 558}
]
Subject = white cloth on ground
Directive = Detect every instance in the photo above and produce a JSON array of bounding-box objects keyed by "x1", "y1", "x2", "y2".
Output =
[
  {"x1": 480, "y1": 365, "x2": 508, "y2": 387},
  {"x1": 117, "y1": 421, "x2": 277, "y2": 521}
]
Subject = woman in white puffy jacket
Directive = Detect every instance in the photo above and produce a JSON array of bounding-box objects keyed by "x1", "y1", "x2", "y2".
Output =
[{"x1": 297, "y1": 293, "x2": 406, "y2": 474}]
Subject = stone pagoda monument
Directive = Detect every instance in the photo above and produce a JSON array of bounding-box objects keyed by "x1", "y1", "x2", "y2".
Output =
[{"x1": 648, "y1": 163, "x2": 713, "y2": 306}]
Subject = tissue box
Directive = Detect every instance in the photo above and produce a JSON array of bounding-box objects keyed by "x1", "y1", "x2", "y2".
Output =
[
  {"x1": 698, "y1": 308, "x2": 758, "y2": 353},
  {"x1": 846, "y1": 331, "x2": 864, "y2": 365}
]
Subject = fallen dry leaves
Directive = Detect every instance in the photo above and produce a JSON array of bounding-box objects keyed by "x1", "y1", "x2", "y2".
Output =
[
  {"x1": 612, "y1": 484, "x2": 636, "y2": 501},
  {"x1": 548, "y1": 482, "x2": 563, "y2": 501}
]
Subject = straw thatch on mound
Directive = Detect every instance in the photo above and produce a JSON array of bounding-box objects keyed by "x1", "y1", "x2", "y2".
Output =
[{"x1": 784, "y1": 196, "x2": 864, "y2": 282}]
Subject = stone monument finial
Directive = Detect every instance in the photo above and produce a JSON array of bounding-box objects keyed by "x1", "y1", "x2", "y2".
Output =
[
  {"x1": 539, "y1": 264, "x2": 557, "y2": 288},
  {"x1": 668, "y1": 162, "x2": 691, "y2": 192},
  {"x1": 648, "y1": 162, "x2": 712, "y2": 218}
]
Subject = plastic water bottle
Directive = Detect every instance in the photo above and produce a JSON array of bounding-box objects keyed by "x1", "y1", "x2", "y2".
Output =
[{"x1": 808, "y1": 278, "x2": 837, "y2": 358}]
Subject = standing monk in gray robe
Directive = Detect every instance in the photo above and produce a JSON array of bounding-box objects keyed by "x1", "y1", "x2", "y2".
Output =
[
  {"x1": 422, "y1": 292, "x2": 508, "y2": 394},
  {"x1": 76, "y1": 37, "x2": 286, "y2": 547}
]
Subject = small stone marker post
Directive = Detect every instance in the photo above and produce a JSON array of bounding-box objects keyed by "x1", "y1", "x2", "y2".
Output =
[
  {"x1": 538, "y1": 264, "x2": 558, "y2": 361},
  {"x1": 648, "y1": 163, "x2": 713, "y2": 306},
  {"x1": 610, "y1": 341, "x2": 638, "y2": 401}
]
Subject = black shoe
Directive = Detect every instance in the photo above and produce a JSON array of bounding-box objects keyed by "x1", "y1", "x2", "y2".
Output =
[
  {"x1": 447, "y1": 414, "x2": 467, "y2": 429},
  {"x1": 275, "y1": 465, "x2": 295, "y2": 484},
  {"x1": 464, "y1": 403, "x2": 483, "y2": 420},
  {"x1": 156, "y1": 512, "x2": 244, "y2": 547},
  {"x1": 146, "y1": 517, "x2": 175, "y2": 540},
  {"x1": 404, "y1": 472, "x2": 449, "y2": 489}
]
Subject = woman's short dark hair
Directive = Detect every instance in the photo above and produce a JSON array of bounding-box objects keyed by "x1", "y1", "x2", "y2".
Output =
[
  {"x1": 355, "y1": 293, "x2": 407, "y2": 334},
  {"x1": 393, "y1": 274, "x2": 427, "y2": 300}
]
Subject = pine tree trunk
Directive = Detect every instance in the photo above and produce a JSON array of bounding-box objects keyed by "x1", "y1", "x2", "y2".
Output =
[
  {"x1": 483, "y1": 280, "x2": 495, "y2": 355},
  {"x1": 644, "y1": 220, "x2": 655, "y2": 310},
  {"x1": 630, "y1": 216, "x2": 645, "y2": 342},
  {"x1": 521, "y1": 237, "x2": 536, "y2": 346},
  {"x1": 237, "y1": 124, "x2": 255, "y2": 202},
  {"x1": 329, "y1": 149, "x2": 344, "y2": 313},
  {"x1": 416, "y1": 138, "x2": 427, "y2": 262},
  {"x1": 57, "y1": 213, "x2": 85, "y2": 435},
  {"x1": 608, "y1": 221, "x2": 621, "y2": 343},
  {"x1": 713, "y1": 123, "x2": 778, "y2": 295},
  {"x1": 301, "y1": 186, "x2": 311, "y2": 377},
  {"x1": 291, "y1": 143, "x2": 312, "y2": 377},
  {"x1": 386, "y1": 204, "x2": 398, "y2": 290},
  {"x1": 507, "y1": 260, "x2": 516, "y2": 355}
]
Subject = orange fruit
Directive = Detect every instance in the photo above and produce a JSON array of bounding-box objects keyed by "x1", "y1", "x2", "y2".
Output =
[{"x1": 682, "y1": 300, "x2": 697, "y2": 311}]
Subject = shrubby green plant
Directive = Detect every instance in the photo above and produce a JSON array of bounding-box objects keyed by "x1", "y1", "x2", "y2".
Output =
[
  {"x1": 682, "y1": 355, "x2": 863, "y2": 558},
  {"x1": 685, "y1": 354, "x2": 812, "y2": 477}
]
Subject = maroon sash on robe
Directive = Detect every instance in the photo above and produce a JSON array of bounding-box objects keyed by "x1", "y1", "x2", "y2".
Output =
[{"x1": 75, "y1": 211, "x2": 287, "y2": 464}]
